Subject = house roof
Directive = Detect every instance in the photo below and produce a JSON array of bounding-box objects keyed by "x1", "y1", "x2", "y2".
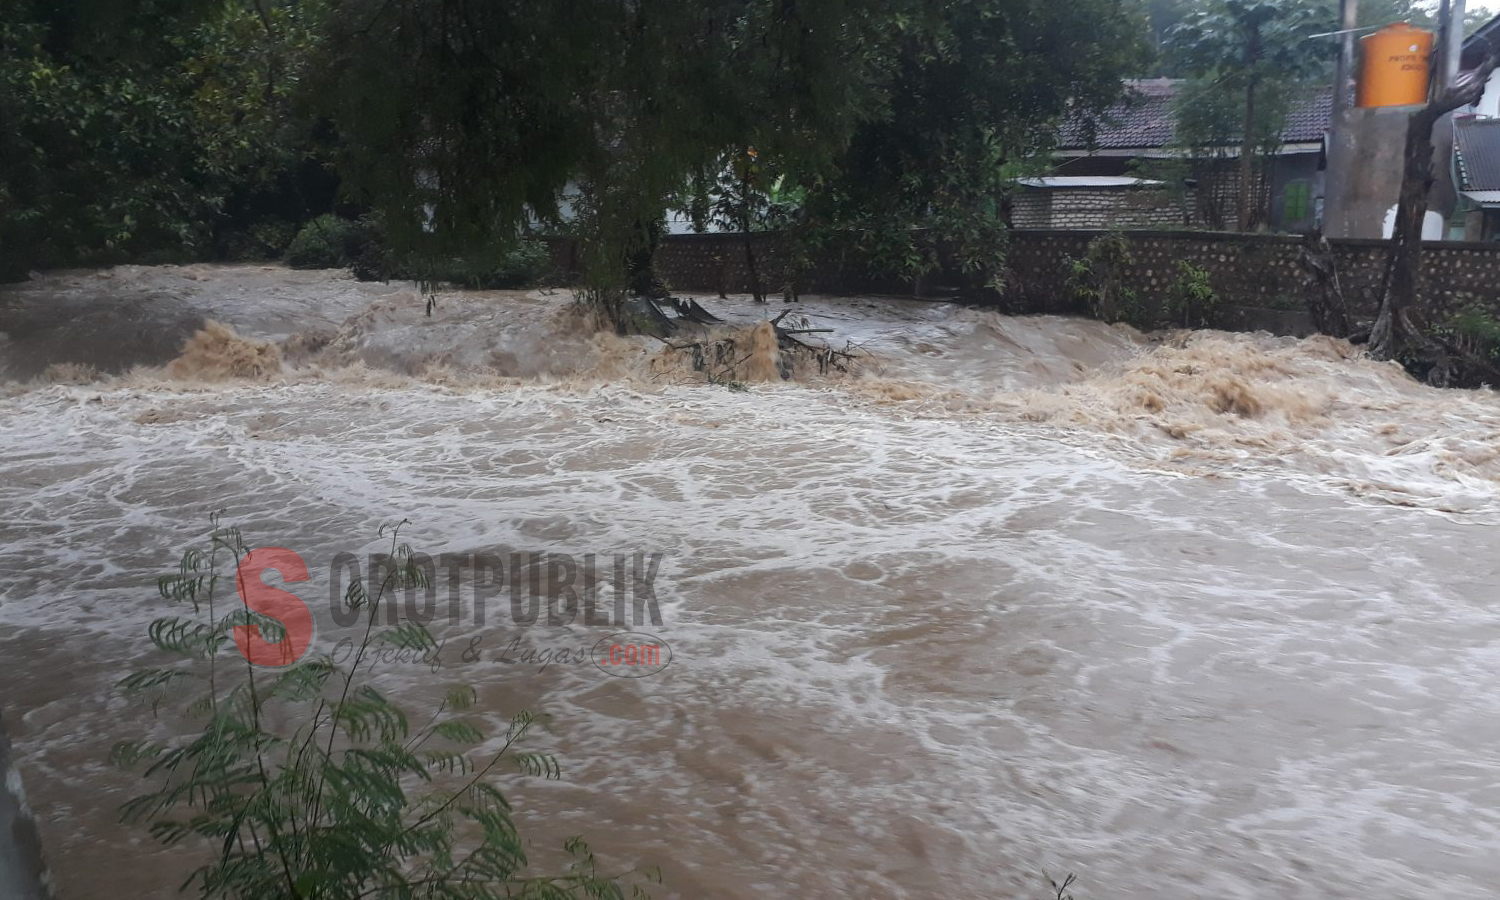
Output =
[
  {"x1": 1454, "y1": 116, "x2": 1500, "y2": 191},
  {"x1": 1014, "y1": 176, "x2": 1162, "y2": 188},
  {"x1": 1283, "y1": 89, "x2": 1335, "y2": 142},
  {"x1": 1058, "y1": 79, "x2": 1178, "y2": 149},
  {"x1": 1056, "y1": 78, "x2": 1333, "y2": 152},
  {"x1": 1460, "y1": 190, "x2": 1500, "y2": 206}
]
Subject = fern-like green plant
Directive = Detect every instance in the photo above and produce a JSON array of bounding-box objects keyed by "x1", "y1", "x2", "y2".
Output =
[{"x1": 113, "y1": 513, "x2": 655, "y2": 900}]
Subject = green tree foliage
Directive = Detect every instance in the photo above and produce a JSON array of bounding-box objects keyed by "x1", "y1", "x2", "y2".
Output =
[
  {"x1": 312, "y1": 0, "x2": 1146, "y2": 314},
  {"x1": 1139, "y1": 0, "x2": 1468, "y2": 75},
  {"x1": 286, "y1": 214, "x2": 371, "y2": 269},
  {"x1": 1357, "y1": 0, "x2": 1493, "y2": 33},
  {"x1": 311, "y1": 0, "x2": 897, "y2": 323},
  {"x1": 1139, "y1": 0, "x2": 1200, "y2": 72},
  {"x1": 0, "y1": 0, "x2": 330, "y2": 277},
  {"x1": 5, "y1": 0, "x2": 1148, "y2": 312},
  {"x1": 1166, "y1": 0, "x2": 1334, "y2": 230},
  {"x1": 1064, "y1": 229, "x2": 1141, "y2": 323},
  {"x1": 795, "y1": 0, "x2": 1148, "y2": 287},
  {"x1": 114, "y1": 516, "x2": 653, "y2": 900},
  {"x1": 1165, "y1": 259, "x2": 1220, "y2": 326},
  {"x1": 1141, "y1": 0, "x2": 1494, "y2": 60}
]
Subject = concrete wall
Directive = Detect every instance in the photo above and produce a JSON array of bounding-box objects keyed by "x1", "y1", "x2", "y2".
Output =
[
  {"x1": 1002, "y1": 230, "x2": 1347, "y2": 332},
  {"x1": 999, "y1": 229, "x2": 1500, "y2": 326},
  {"x1": 1325, "y1": 106, "x2": 1416, "y2": 239},
  {"x1": 541, "y1": 229, "x2": 1500, "y2": 333}
]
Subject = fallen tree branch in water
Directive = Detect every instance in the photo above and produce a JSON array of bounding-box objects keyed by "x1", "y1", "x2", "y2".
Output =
[{"x1": 659, "y1": 315, "x2": 861, "y2": 382}]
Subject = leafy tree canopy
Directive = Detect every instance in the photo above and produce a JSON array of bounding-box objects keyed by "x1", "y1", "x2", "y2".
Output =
[
  {"x1": 802, "y1": 0, "x2": 1149, "y2": 283},
  {"x1": 309, "y1": 0, "x2": 1146, "y2": 297},
  {"x1": 1164, "y1": 0, "x2": 1334, "y2": 228},
  {"x1": 4, "y1": 0, "x2": 1149, "y2": 307},
  {"x1": 0, "y1": 0, "x2": 328, "y2": 275}
]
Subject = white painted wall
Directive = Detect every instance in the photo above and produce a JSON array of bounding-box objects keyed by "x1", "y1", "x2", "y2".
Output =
[
  {"x1": 1382, "y1": 205, "x2": 1448, "y2": 239},
  {"x1": 1470, "y1": 68, "x2": 1500, "y2": 118}
]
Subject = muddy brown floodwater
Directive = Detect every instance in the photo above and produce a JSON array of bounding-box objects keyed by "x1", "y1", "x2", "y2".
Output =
[{"x1": 2, "y1": 264, "x2": 1500, "y2": 898}]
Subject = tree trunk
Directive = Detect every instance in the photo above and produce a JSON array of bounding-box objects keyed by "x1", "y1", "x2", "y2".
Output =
[
  {"x1": 626, "y1": 217, "x2": 667, "y2": 298},
  {"x1": 1298, "y1": 232, "x2": 1351, "y2": 338},
  {"x1": 739, "y1": 169, "x2": 765, "y2": 303},
  {"x1": 1369, "y1": 107, "x2": 1441, "y2": 359},
  {"x1": 1369, "y1": 59, "x2": 1497, "y2": 361},
  {"x1": 1238, "y1": 73, "x2": 1258, "y2": 232},
  {"x1": 741, "y1": 229, "x2": 764, "y2": 304}
]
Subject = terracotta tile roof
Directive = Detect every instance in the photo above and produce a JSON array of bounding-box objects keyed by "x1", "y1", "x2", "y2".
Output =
[{"x1": 1057, "y1": 78, "x2": 1332, "y2": 151}]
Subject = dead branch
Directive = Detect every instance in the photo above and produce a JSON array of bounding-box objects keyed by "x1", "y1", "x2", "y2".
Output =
[
  {"x1": 1297, "y1": 231, "x2": 1351, "y2": 338},
  {"x1": 660, "y1": 316, "x2": 862, "y2": 382}
]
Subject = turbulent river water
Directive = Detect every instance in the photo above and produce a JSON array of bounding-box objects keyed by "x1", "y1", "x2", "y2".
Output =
[{"x1": 2, "y1": 264, "x2": 1499, "y2": 899}]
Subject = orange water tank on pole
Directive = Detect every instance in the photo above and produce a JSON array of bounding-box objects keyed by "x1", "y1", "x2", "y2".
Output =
[{"x1": 1357, "y1": 24, "x2": 1434, "y2": 107}]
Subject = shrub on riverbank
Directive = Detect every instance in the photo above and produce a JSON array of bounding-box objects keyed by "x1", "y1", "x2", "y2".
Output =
[
  {"x1": 400, "y1": 240, "x2": 551, "y2": 290},
  {"x1": 289, "y1": 214, "x2": 548, "y2": 288},
  {"x1": 287, "y1": 215, "x2": 374, "y2": 269},
  {"x1": 111, "y1": 516, "x2": 652, "y2": 899}
]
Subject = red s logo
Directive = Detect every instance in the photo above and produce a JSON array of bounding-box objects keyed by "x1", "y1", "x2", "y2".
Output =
[{"x1": 233, "y1": 547, "x2": 313, "y2": 666}]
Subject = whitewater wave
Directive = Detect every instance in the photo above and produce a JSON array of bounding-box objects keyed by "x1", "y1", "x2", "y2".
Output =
[
  {"x1": 5, "y1": 264, "x2": 1500, "y2": 514},
  {"x1": 7, "y1": 264, "x2": 1500, "y2": 900}
]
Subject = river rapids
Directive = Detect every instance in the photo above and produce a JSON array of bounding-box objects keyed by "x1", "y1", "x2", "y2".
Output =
[{"x1": 2, "y1": 264, "x2": 1499, "y2": 898}]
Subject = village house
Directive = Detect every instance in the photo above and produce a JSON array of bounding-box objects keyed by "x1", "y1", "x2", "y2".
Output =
[
  {"x1": 1030, "y1": 14, "x2": 1500, "y2": 241},
  {"x1": 1449, "y1": 13, "x2": 1500, "y2": 240},
  {"x1": 1451, "y1": 116, "x2": 1500, "y2": 239},
  {"x1": 1013, "y1": 78, "x2": 1330, "y2": 234}
]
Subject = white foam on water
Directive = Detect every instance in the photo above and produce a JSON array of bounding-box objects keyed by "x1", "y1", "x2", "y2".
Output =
[{"x1": 2, "y1": 266, "x2": 1500, "y2": 898}]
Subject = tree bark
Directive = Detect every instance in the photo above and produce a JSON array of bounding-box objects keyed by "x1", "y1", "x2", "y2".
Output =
[
  {"x1": 1369, "y1": 107, "x2": 1442, "y2": 359},
  {"x1": 741, "y1": 229, "x2": 764, "y2": 304},
  {"x1": 626, "y1": 217, "x2": 667, "y2": 299},
  {"x1": 1237, "y1": 71, "x2": 1259, "y2": 232},
  {"x1": 1298, "y1": 231, "x2": 1351, "y2": 338},
  {"x1": 739, "y1": 168, "x2": 765, "y2": 303},
  {"x1": 1370, "y1": 60, "x2": 1497, "y2": 361}
]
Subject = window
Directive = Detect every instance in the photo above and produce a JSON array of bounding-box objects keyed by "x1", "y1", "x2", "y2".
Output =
[{"x1": 1283, "y1": 181, "x2": 1312, "y2": 224}]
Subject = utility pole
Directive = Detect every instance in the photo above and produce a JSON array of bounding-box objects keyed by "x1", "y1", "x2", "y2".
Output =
[
  {"x1": 1324, "y1": 0, "x2": 1358, "y2": 235},
  {"x1": 1431, "y1": 0, "x2": 1464, "y2": 240},
  {"x1": 1332, "y1": 0, "x2": 1358, "y2": 121},
  {"x1": 1442, "y1": 0, "x2": 1466, "y2": 92}
]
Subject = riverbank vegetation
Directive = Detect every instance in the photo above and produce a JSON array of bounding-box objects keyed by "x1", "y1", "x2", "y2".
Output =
[
  {"x1": 2, "y1": 0, "x2": 1146, "y2": 312},
  {"x1": 8, "y1": 0, "x2": 1500, "y2": 381},
  {"x1": 114, "y1": 515, "x2": 652, "y2": 899}
]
